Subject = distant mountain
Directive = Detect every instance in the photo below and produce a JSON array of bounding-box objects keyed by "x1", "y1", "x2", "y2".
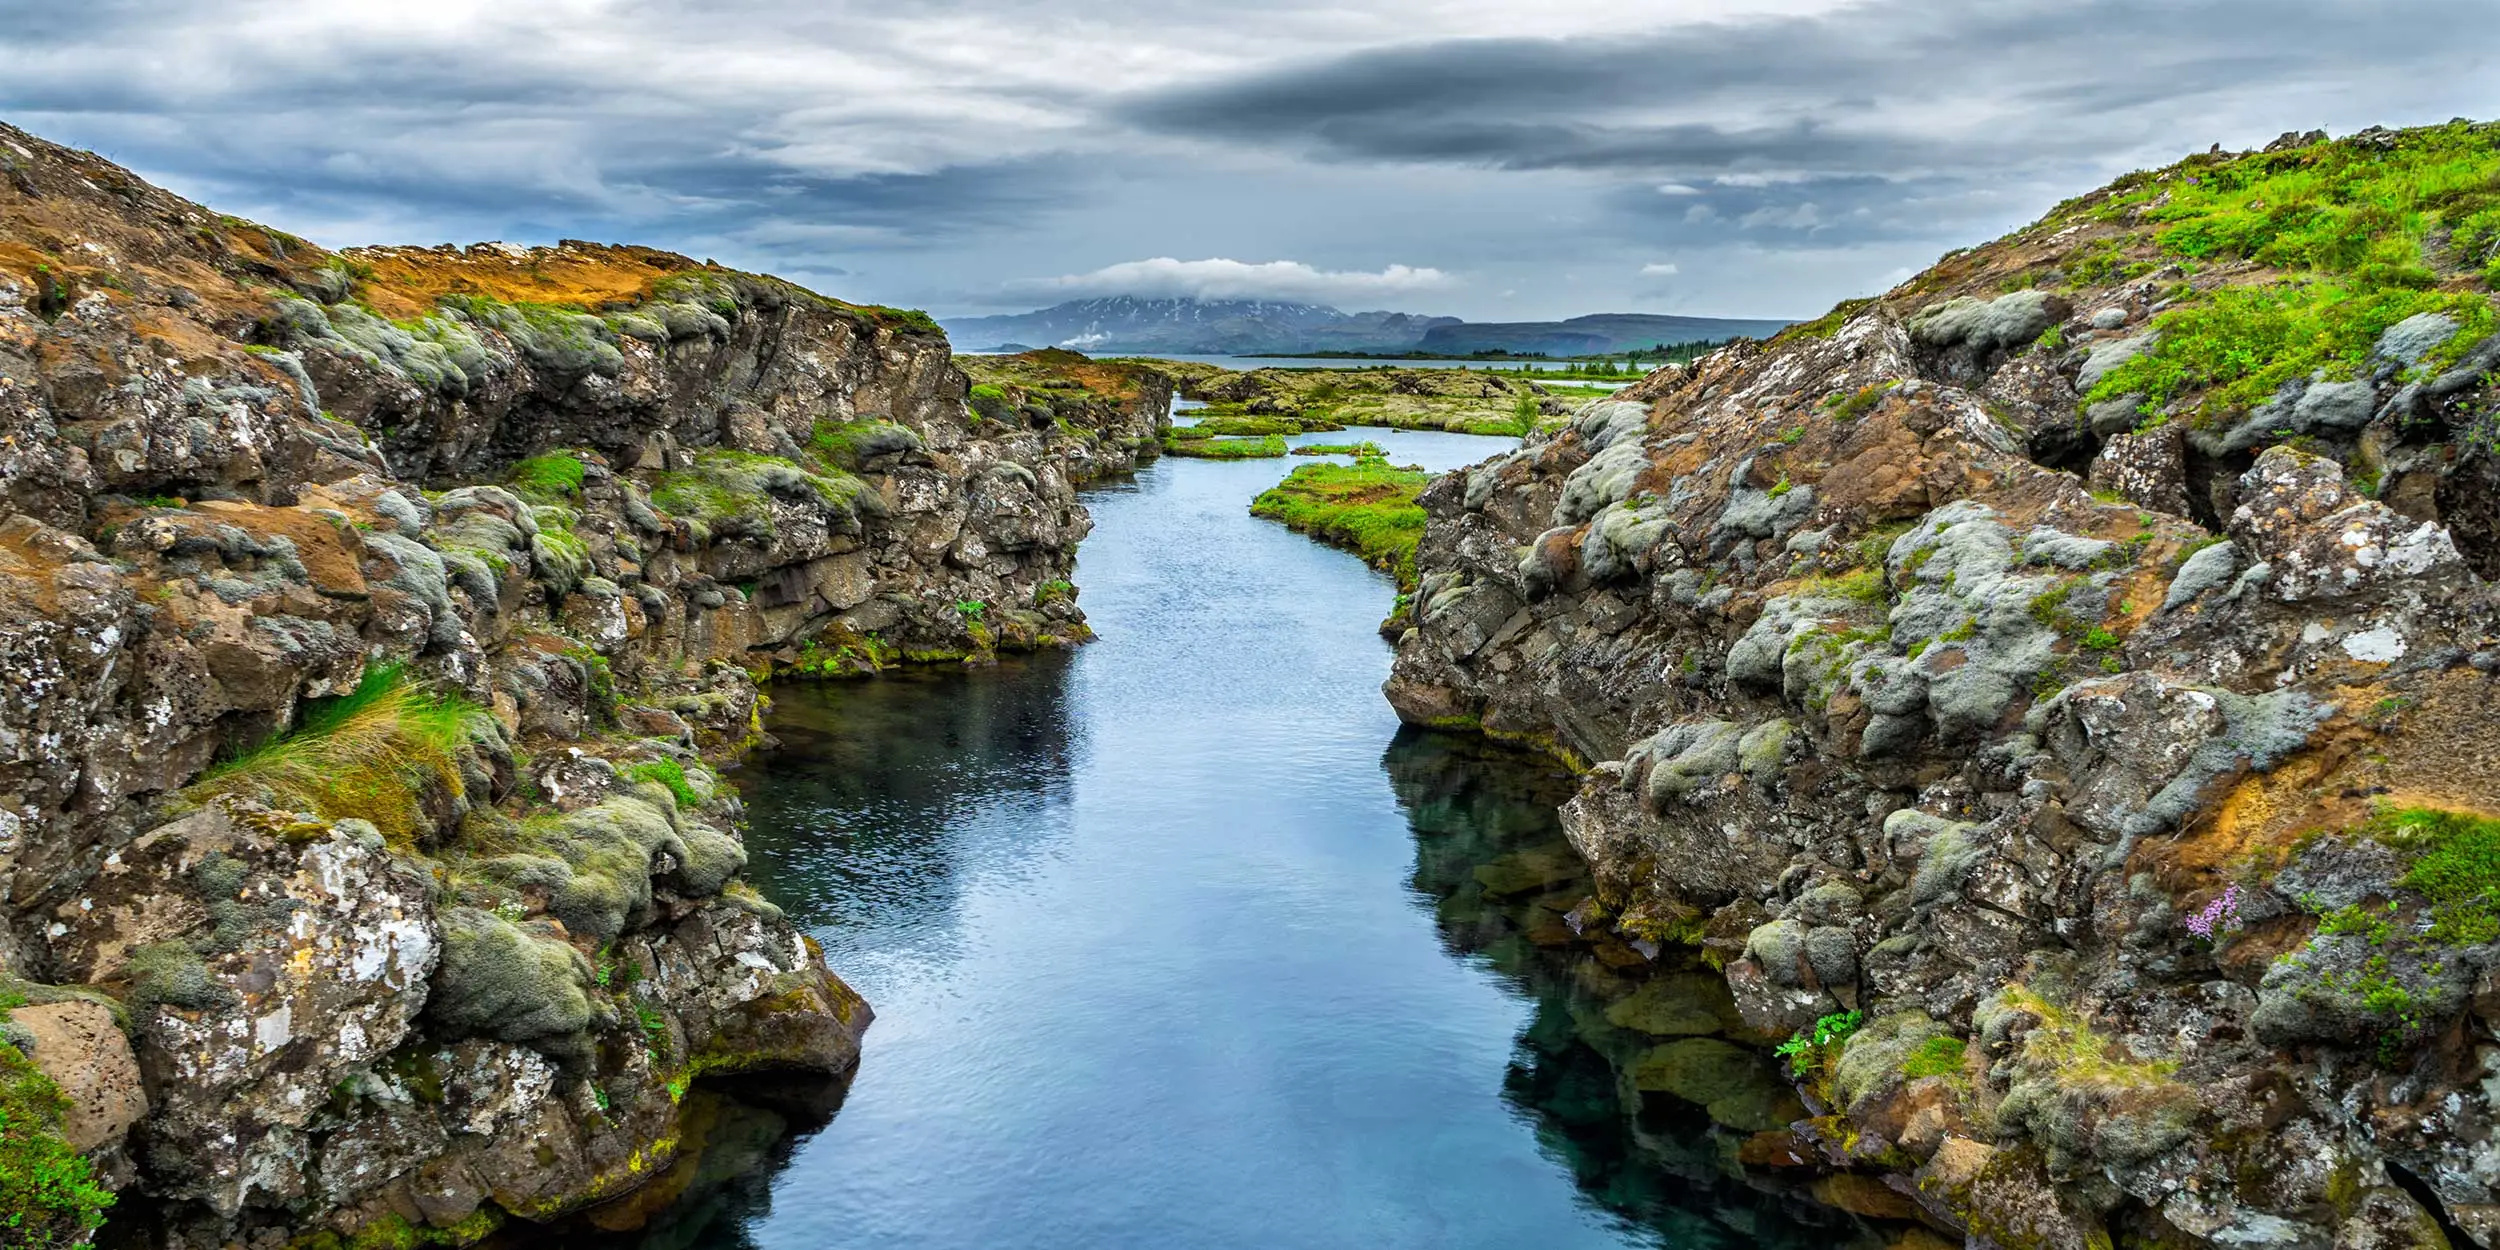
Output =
[
  {"x1": 942, "y1": 297, "x2": 1460, "y2": 355},
  {"x1": 942, "y1": 298, "x2": 1795, "y2": 357},
  {"x1": 1417, "y1": 313, "x2": 1794, "y2": 356}
]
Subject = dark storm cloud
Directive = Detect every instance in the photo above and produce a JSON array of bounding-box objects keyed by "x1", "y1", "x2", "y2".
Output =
[
  {"x1": 0, "y1": 0, "x2": 2492, "y2": 315},
  {"x1": 1120, "y1": 0, "x2": 2497, "y2": 176}
]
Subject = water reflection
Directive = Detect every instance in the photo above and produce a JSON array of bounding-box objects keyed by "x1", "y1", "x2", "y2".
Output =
[
  {"x1": 538, "y1": 424, "x2": 1903, "y2": 1248},
  {"x1": 1383, "y1": 730, "x2": 1890, "y2": 1250},
  {"x1": 734, "y1": 656, "x2": 1080, "y2": 980}
]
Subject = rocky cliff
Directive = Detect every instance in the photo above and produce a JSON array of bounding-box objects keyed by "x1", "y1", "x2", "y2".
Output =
[
  {"x1": 0, "y1": 119, "x2": 1168, "y2": 1245},
  {"x1": 1390, "y1": 120, "x2": 2500, "y2": 1247}
]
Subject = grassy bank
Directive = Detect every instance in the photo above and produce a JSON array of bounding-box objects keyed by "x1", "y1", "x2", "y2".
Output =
[{"x1": 1249, "y1": 456, "x2": 1432, "y2": 588}]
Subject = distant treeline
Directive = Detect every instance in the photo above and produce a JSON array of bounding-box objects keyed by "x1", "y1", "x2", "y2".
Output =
[{"x1": 1264, "y1": 338, "x2": 1734, "y2": 366}]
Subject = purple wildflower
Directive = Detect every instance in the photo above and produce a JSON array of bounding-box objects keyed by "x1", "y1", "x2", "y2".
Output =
[{"x1": 2184, "y1": 884, "x2": 2244, "y2": 941}]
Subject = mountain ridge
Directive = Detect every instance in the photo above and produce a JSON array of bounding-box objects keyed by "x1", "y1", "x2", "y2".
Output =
[{"x1": 943, "y1": 295, "x2": 1792, "y2": 356}]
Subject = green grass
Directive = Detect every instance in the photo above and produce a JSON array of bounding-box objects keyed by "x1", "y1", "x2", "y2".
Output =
[
  {"x1": 2371, "y1": 806, "x2": 2500, "y2": 944},
  {"x1": 2077, "y1": 121, "x2": 2500, "y2": 424},
  {"x1": 506, "y1": 453, "x2": 587, "y2": 503},
  {"x1": 1186, "y1": 414, "x2": 1307, "y2": 437},
  {"x1": 620, "y1": 759, "x2": 701, "y2": 809},
  {"x1": 0, "y1": 1042, "x2": 115, "y2": 1246},
  {"x1": 189, "y1": 662, "x2": 477, "y2": 843},
  {"x1": 1250, "y1": 458, "x2": 1431, "y2": 588},
  {"x1": 863, "y1": 306, "x2": 943, "y2": 335},
  {"x1": 1162, "y1": 433, "x2": 1289, "y2": 459},
  {"x1": 1293, "y1": 441, "x2": 1386, "y2": 457},
  {"x1": 2084, "y1": 280, "x2": 2494, "y2": 420}
]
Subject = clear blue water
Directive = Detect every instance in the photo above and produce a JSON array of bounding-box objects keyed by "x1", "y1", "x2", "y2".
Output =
[{"x1": 587, "y1": 428, "x2": 1884, "y2": 1250}]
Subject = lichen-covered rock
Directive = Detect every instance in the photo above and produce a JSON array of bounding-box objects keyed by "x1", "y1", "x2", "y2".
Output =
[
  {"x1": 0, "y1": 115, "x2": 1167, "y2": 1242},
  {"x1": 1389, "y1": 120, "x2": 2500, "y2": 1246}
]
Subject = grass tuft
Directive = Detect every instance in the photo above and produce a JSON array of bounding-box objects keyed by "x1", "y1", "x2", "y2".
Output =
[{"x1": 190, "y1": 662, "x2": 478, "y2": 843}]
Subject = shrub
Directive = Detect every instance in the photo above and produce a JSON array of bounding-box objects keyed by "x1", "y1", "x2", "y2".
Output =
[
  {"x1": 0, "y1": 1042, "x2": 115, "y2": 1246},
  {"x1": 189, "y1": 662, "x2": 479, "y2": 843}
]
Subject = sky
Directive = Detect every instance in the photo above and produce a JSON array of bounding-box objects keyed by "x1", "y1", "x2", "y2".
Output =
[{"x1": 3, "y1": 0, "x2": 2496, "y2": 322}]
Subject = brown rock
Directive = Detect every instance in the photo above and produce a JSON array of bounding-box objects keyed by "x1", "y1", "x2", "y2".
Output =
[
  {"x1": 12, "y1": 1000, "x2": 147, "y2": 1152},
  {"x1": 1814, "y1": 1172, "x2": 1924, "y2": 1221}
]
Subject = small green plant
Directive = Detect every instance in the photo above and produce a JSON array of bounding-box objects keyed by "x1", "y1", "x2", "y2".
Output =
[
  {"x1": 1766, "y1": 475, "x2": 1794, "y2": 499},
  {"x1": 955, "y1": 600, "x2": 986, "y2": 619},
  {"x1": 1822, "y1": 380, "x2": 1894, "y2": 423},
  {"x1": 1773, "y1": 1009, "x2": 1865, "y2": 1076}
]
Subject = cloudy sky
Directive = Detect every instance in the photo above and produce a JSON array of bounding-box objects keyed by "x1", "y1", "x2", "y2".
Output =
[{"x1": 4, "y1": 0, "x2": 2495, "y2": 321}]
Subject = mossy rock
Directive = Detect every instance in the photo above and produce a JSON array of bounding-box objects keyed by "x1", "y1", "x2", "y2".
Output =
[
  {"x1": 427, "y1": 907, "x2": 595, "y2": 1051},
  {"x1": 1631, "y1": 1036, "x2": 1804, "y2": 1131},
  {"x1": 1471, "y1": 846, "x2": 1585, "y2": 898},
  {"x1": 1603, "y1": 972, "x2": 1737, "y2": 1037}
]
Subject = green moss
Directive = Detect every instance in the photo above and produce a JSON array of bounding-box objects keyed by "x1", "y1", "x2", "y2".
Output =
[
  {"x1": 1250, "y1": 459, "x2": 1432, "y2": 589},
  {"x1": 2372, "y1": 806, "x2": 2500, "y2": 944},
  {"x1": 0, "y1": 1042, "x2": 115, "y2": 1247},
  {"x1": 648, "y1": 449, "x2": 866, "y2": 539},
  {"x1": 1901, "y1": 1035, "x2": 1968, "y2": 1079},
  {"x1": 507, "y1": 453, "x2": 587, "y2": 503},
  {"x1": 620, "y1": 758, "x2": 700, "y2": 809}
]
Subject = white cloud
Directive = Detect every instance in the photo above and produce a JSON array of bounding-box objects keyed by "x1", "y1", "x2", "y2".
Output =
[
  {"x1": 1654, "y1": 182, "x2": 1703, "y2": 196},
  {"x1": 1004, "y1": 256, "x2": 1456, "y2": 303},
  {"x1": 1639, "y1": 262, "x2": 1679, "y2": 276}
]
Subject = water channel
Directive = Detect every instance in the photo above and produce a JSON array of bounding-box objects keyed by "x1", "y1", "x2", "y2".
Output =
[{"x1": 593, "y1": 427, "x2": 1889, "y2": 1249}]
